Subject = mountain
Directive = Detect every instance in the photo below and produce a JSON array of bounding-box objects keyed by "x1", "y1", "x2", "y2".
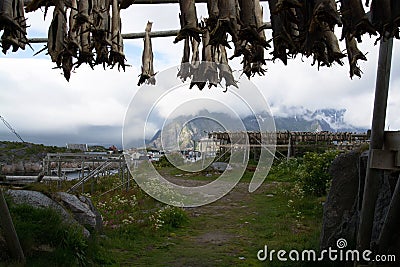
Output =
[
  {"x1": 147, "y1": 111, "x2": 228, "y2": 150},
  {"x1": 244, "y1": 108, "x2": 365, "y2": 133},
  {"x1": 147, "y1": 108, "x2": 367, "y2": 150}
]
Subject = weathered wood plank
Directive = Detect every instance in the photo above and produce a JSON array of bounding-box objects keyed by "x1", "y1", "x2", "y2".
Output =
[{"x1": 29, "y1": 23, "x2": 272, "y2": 43}]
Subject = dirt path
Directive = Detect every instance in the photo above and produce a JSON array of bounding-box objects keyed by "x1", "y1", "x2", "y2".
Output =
[{"x1": 153, "y1": 176, "x2": 270, "y2": 266}]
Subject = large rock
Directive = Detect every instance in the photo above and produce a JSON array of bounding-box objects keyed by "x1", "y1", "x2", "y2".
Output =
[
  {"x1": 55, "y1": 192, "x2": 102, "y2": 231},
  {"x1": 5, "y1": 190, "x2": 96, "y2": 237},
  {"x1": 321, "y1": 150, "x2": 399, "y2": 256},
  {"x1": 78, "y1": 195, "x2": 103, "y2": 232},
  {"x1": 6, "y1": 190, "x2": 72, "y2": 221},
  {"x1": 320, "y1": 150, "x2": 361, "y2": 249}
]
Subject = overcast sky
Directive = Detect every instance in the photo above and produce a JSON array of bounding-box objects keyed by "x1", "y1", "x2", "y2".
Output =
[{"x1": 0, "y1": 3, "x2": 399, "y2": 147}]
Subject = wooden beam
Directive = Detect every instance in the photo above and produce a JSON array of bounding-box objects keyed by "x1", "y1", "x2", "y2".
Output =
[
  {"x1": 28, "y1": 23, "x2": 272, "y2": 43},
  {"x1": 24, "y1": 0, "x2": 268, "y2": 6},
  {"x1": 357, "y1": 37, "x2": 394, "y2": 253}
]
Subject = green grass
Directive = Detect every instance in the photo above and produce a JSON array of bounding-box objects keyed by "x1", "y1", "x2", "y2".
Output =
[
  {"x1": 86, "y1": 160, "x2": 325, "y2": 266},
  {"x1": 1, "y1": 203, "x2": 92, "y2": 267},
  {"x1": 1, "y1": 156, "x2": 329, "y2": 266},
  {"x1": 91, "y1": 181, "x2": 324, "y2": 266}
]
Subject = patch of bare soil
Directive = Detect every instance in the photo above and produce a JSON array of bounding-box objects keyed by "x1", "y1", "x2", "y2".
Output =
[{"x1": 165, "y1": 176, "x2": 270, "y2": 264}]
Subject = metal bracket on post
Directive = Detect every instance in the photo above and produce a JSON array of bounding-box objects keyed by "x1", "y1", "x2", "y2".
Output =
[{"x1": 370, "y1": 131, "x2": 400, "y2": 171}]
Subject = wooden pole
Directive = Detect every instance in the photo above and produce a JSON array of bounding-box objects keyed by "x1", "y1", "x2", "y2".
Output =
[
  {"x1": 287, "y1": 132, "x2": 291, "y2": 161},
  {"x1": 0, "y1": 189, "x2": 25, "y2": 263},
  {"x1": 24, "y1": 0, "x2": 268, "y2": 6},
  {"x1": 357, "y1": 38, "x2": 393, "y2": 252},
  {"x1": 28, "y1": 23, "x2": 272, "y2": 43}
]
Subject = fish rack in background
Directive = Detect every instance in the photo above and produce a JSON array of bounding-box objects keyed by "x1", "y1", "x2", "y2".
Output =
[{"x1": 42, "y1": 153, "x2": 131, "y2": 193}]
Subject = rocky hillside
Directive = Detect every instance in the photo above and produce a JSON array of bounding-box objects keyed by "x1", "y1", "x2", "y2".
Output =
[
  {"x1": 0, "y1": 142, "x2": 73, "y2": 164},
  {"x1": 0, "y1": 142, "x2": 77, "y2": 175}
]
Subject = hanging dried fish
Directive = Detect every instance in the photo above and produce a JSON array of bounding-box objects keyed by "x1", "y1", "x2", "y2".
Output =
[
  {"x1": 47, "y1": 0, "x2": 74, "y2": 80},
  {"x1": 206, "y1": 0, "x2": 219, "y2": 30},
  {"x1": 119, "y1": 0, "x2": 135, "y2": 10},
  {"x1": 92, "y1": 0, "x2": 111, "y2": 67},
  {"x1": 138, "y1": 21, "x2": 156, "y2": 86},
  {"x1": 74, "y1": 0, "x2": 95, "y2": 68},
  {"x1": 174, "y1": 0, "x2": 201, "y2": 44},
  {"x1": 370, "y1": 0, "x2": 391, "y2": 39},
  {"x1": 268, "y1": 0, "x2": 297, "y2": 65},
  {"x1": 392, "y1": 0, "x2": 400, "y2": 38},
  {"x1": 238, "y1": 0, "x2": 256, "y2": 39},
  {"x1": 109, "y1": 0, "x2": 126, "y2": 70},
  {"x1": 321, "y1": 23, "x2": 345, "y2": 66},
  {"x1": 177, "y1": 37, "x2": 191, "y2": 81},
  {"x1": 209, "y1": 0, "x2": 241, "y2": 53},
  {"x1": 345, "y1": 35, "x2": 366, "y2": 78},
  {"x1": 76, "y1": 22, "x2": 95, "y2": 68},
  {"x1": 25, "y1": 0, "x2": 57, "y2": 13},
  {"x1": 190, "y1": 37, "x2": 201, "y2": 73},
  {"x1": 275, "y1": 0, "x2": 302, "y2": 12},
  {"x1": 47, "y1": 3, "x2": 67, "y2": 65},
  {"x1": 250, "y1": 0, "x2": 268, "y2": 76},
  {"x1": 67, "y1": 0, "x2": 80, "y2": 58},
  {"x1": 189, "y1": 31, "x2": 207, "y2": 90},
  {"x1": 242, "y1": 45, "x2": 252, "y2": 78},
  {"x1": 312, "y1": 0, "x2": 341, "y2": 30},
  {"x1": 75, "y1": 0, "x2": 93, "y2": 26},
  {"x1": 217, "y1": 45, "x2": 238, "y2": 90},
  {"x1": 1, "y1": 0, "x2": 29, "y2": 54},
  {"x1": 238, "y1": 0, "x2": 269, "y2": 49},
  {"x1": 0, "y1": 0, "x2": 16, "y2": 28},
  {"x1": 294, "y1": 0, "x2": 345, "y2": 68},
  {"x1": 202, "y1": 25, "x2": 219, "y2": 88},
  {"x1": 339, "y1": 0, "x2": 376, "y2": 41}
]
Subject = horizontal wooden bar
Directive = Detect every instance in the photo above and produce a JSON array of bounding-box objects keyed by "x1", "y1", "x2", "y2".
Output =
[
  {"x1": 28, "y1": 23, "x2": 272, "y2": 43},
  {"x1": 24, "y1": 0, "x2": 268, "y2": 6}
]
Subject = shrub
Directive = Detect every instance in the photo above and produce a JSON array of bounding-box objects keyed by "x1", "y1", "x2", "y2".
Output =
[
  {"x1": 149, "y1": 206, "x2": 188, "y2": 230},
  {"x1": 296, "y1": 150, "x2": 339, "y2": 196},
  {"x1": 267, "y1": 158, "x2": 302, "y2": 182},
  {"x1": 153, "y1": 155, "x2": 174, "y2": 168}
]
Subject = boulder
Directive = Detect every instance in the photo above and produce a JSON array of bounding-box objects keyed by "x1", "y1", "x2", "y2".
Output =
[
  {"x1": 6, "y1": 190, "x2": 72, "y2": 221},
  {"x1": 6, "y1": 190, "x2": 92, "y2": 237},
  {"x1": 55, "y1": 192, "x2": 102, "y2": 231},
  {"x1": 78, "y1": 195, "x2": 103, "y2": 232},
  {"x1": 320, "y1": 150, "x2": 361, "y2": 249},
  {"x1": 321, "y1": 150, "x2": 399, "y2": 255}
]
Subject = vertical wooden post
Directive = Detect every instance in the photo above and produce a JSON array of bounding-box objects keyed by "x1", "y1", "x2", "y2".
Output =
[
  {"x1": 81, "y1": 159, "x2": 85, "y2": 193},
  {"x1": 287, "y1": 133, "x2": 291, "y2": 161},
  {"x1": 122, "y1": 158, "x2": 126, "y2": 190},
  {"x1": 119, "y1": 159, "x2": 122, "y2": 182},
  {"x1": 127, "y1": 164, "x2": 130, "y2": 191},
  {"x1": 47, "y1": 155, "x2": 51, "y2": 176},
  {"x1": 0, "y1": 189, "x2": 25, "y2": 263},
  {"x1": 57, "y1": 157, "x2": 61, "y2": 178},
  {"x1": 357, "y1": 37, "x2": 393, "y2": 252}
]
